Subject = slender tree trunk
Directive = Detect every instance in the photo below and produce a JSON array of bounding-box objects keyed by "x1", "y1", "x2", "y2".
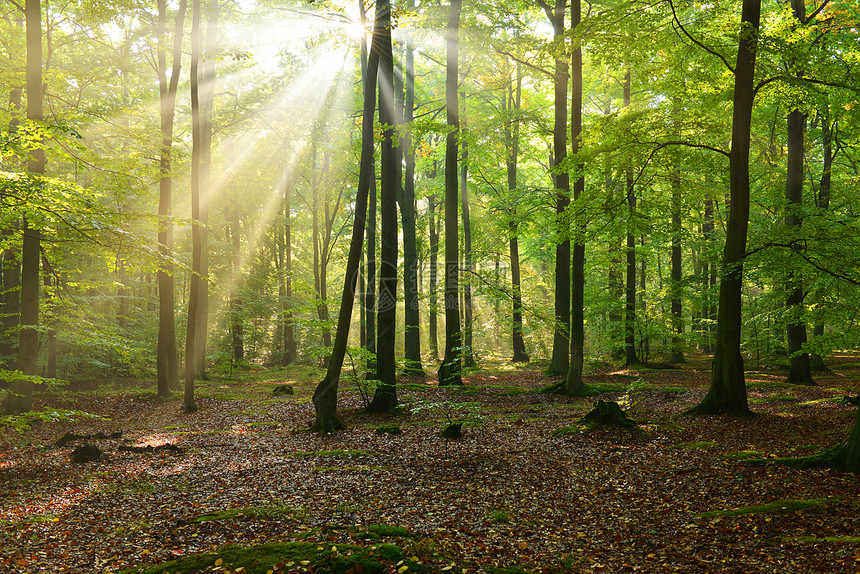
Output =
[
  {"x1": 191, "y1": 0, "x2": 218, "y2": 380},
  {"x1": 688, "y1": 0, "x2": 761, "y2": 415},
  {"x1": 311, "y1": 0, "x2": 382, "y2": 433},
  {"x1": 506, "y1": 63, "x2": 529, "y2": 363},
  {"x1": 400, "y1": 22, "x2": 423, "y2": 376},
  {"x1": 460, "y1": 91, "x2": 476, "y2": 370},
  {"x1": 156, "y1": 0, "x2": 185, "y2": 396},
  {"x1": 281, "y1": 177, "x2": 297, "y2": 365},
  {"x1": 623, "y1": 71, "x2": 638, "y2": 366},
  {"x1": 227, "y1": 203, "x2": 244, "y2": 363},
  {"x1": 184, "y1": 0, "x2": 204, "y2": 413},
  {"x1": 542, "y1": 0, "x2": 570, "y2": 376},
  {"x1": 566, "y1": 0, "x2": 585, "y2": 394},
  {"x1": 670, "y1": 102, "x2": 685, "y2": 364},
  {"x1": 367, "y1": 0, "x2": 399, "y2": 411},
  {"x1": 2, "y1": 35, "x2": 22, "y2": 368},
  {"x1": 784, "y1": 108, "x2": 813, "y2": 384},
  {"x1": 784, "y1": 0, "x2": 813, "y2": 385},
  {"x1": 428, "y1": 192, "x2": 440, "y2": 361},
  {"x1": 41, "y1": 253, "x2": 56, "y2": 378},
  {"x1": 438, "y1": 0, "x2": 463, "y2": 386},
  {"x1": 364, "y1": 149, "x2": 377, "y2": 377},
  {"x1": 810, "y1": 104, "x2": 833, "y2": 371}
]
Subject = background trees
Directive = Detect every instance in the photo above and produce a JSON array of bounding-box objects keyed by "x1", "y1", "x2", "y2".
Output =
[{"x1": 0, "y1": 0, "x2": 857, "y2": 426}]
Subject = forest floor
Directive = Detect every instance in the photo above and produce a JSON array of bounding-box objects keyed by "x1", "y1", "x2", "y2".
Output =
[{"x1": 2, "y1": 354, "x2": 860, "y2": 574}]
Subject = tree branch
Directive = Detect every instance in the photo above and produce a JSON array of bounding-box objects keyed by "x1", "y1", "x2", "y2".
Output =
[{"x1": 667, "y1": 0, "x2": 734, "y2": 74}]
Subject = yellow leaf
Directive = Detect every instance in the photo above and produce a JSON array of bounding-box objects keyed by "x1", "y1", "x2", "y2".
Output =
[
  {"x1": 215, "y1": 558, "x2": 224, "y2": 566},
  {"x1": 398, "y1": 566, "x2": 409, "y2": 573}
]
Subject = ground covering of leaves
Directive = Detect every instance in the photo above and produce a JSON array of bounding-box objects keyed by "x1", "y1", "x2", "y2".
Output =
[{"x1": 2, "y1": 355, "x2": 860, "y2": 573}]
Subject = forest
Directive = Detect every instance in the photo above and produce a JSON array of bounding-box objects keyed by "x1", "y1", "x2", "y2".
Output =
[{"x1": 1, "y1": 0, "x2": 860, "y2": 572}]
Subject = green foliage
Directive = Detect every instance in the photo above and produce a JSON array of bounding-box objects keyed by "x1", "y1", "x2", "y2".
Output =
[{"x1": 0, "y1": 406, "x2": 106, "y2": 433}]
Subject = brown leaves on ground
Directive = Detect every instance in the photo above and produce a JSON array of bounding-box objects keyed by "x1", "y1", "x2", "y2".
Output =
[{"x1": 1, "y1": 355, "x2": 860, "y2": 573}]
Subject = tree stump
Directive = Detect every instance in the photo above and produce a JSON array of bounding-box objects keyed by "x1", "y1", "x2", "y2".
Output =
[
  {"x1": 272, "y1": 384, "x2": 295, "y2": 396},
  {"x1": 579, "y1": 400, "x2": 637, "y2": 429},
  {"x1": 440, "y1": 422, "x2": 463, "y2": 439},
  {"x1": 72, "y1": 444, "x2": 103, "y2": 463}
]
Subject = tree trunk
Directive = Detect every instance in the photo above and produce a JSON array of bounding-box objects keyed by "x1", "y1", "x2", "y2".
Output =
[
  {"x1": 810, "y1": 103, "x2": 833, "y2": 372},
  {"x1": 227, "y1": 203, "x2": 244, "y2": 363},
  {"x1": 311, "y1": 0, "x2": 382, "y2": 433},
  {"x1": 281, "y1": 177, "x2": 297, "y2": 365},
  {"x1": 184, "y1": 0, "x2": 204, "y2": 413},
  {"x1": 543, "y1": 0, "x2": 570, "y2": 376},
  {"x1": 506, "y1": 63, "x2": 529, "y2": 364},
  {"x1": 400, "y1": 22, "x2": 423, "y2": 377},
  {"x1": 156, "y1": 0, "x2": 185, "y2": 397},
  {"x1": 428, "y1": 192, "x2": 439, "y2": 361},
  {"x1": 460, "y1": 91, "x2": 476, "y2": 370},
  {"x1": 191, "y1": 0, "x2": 218, "y2": 381},
  {"x1": 438, "y1": 0, "x2": 463, "y2": 386},
  {"x1": 42, "y1": 253, "x2": 56, "y2": 379},
  {"x1": 3, "y1": 0, "x2": 43, "y2": 415},
  {"x1": 367, "y1": 0, "x2": 399, "y2": 412},
  {"x1": 622, "y1": 71, "x2": 639, "y2": 367},
  {"x1": 566, "y1": 0, "x2": 585, "y2": 394},
  {"x1": 688, "y1": 0, "x2": 760, "y2": 416},
  {"x1": 670, "y1": 102, "x2": 685, "y2": 364},
  {"x1": 784, "y1": 108, "x2": 813, "y2": 385}
]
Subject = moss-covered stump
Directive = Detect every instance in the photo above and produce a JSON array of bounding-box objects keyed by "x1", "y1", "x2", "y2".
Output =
[
  {"x1": 271, "y1": 384, "x2": 295, "y2": 396},
  {"x1": 579, "y1": 400, "x2": 637, "y2": 429}
]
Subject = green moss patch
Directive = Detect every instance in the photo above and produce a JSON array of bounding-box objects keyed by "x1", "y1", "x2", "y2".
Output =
[
  {"x1": 121, "y1": 541, "x2": 429, "y2": 574},
  {"x1": 699, "y1": 498, "x2": 829, "y2": 519},
  {"x1": 190, "y1": 505, "x2": 306, "y2": 523}
]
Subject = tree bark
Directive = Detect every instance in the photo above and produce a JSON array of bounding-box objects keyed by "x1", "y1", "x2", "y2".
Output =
[
  {"x1": 810, "y1": 103, "x2": 833, "y2": 372},
  {"x1": 367, "y1": 0, "x2": 399, "y2": 412},
  {"x1": 688, "y1": 0, "x2": 761, "y2": 416},
  {"x1": 400, "y1": 22, "x2": 423, "y2": 377},
  {"x1": 623, "y1": 70, "x2": 639, "y2": 367},
  {"x1": 460, "y1": 90, "x2": 476, "y2": 370},
  {"x1": 184, "y1": 0, "x2": 204, "y2": 413},
  {"x1": 783, "y1": 0, "x2": 813, "y2": 385},
  {"x1": 566, "y1": 0, "x2": 585, "y2": 394},
  {"x1": 227, "y1": 203, "x2": 244, "y2": 363},
  {"x1": 506, "y1": 63, "x2": 529, "y2": 364},
  {"x1": 438, "y1": 0, "x2": 463, "y2": 387},
  {"x1": 3, "y1": 0, "x2": 44, "y2": 415},
  {"x1": 428, "y1": 192, "x2": 440, "y2": 361},
  {"x1": 670, "y1": 102, "x2": 685, "y2": 364},
  {"x1": 784, "y1": 108, "x2": 813, "y2": 385},
  {"x1": 156, "y1": 0, "x2": 185, "y2": 397},
  {"x1": 542, "y1": 0, "x2": 570, "y2": 376},
  {"x1": 311, "y1": 0, "x2": 382, "y2": 433}
]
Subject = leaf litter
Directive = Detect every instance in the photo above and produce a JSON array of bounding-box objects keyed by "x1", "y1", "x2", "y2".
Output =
[{"x1": 1, "y1": 356, "x2": 859, "y2": 573}]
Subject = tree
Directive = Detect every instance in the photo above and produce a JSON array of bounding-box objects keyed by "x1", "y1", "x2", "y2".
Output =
[
  {"x1": 460, "y1": 87, "x2": 476, "y2": 370},
  {"x1": 565, "y1": 0, "x2": 586, "y2": 394},
  {"x1": 438, "y1": 0, "x2": 464, "y2": 387},
  {"x1": 184, "y1": 0, "x2": 205, "y2": 414},
  {"x1": 155, "y1": 0, "x2": 186, "y2": 397},
  {"x1": 399, "y1": 17, "x2": 424, "y2": 377},
  {"x1": 538, "y1": 0, "x2": 571, "y2": 377},
  {"x1": 783, "y1": 0, "x2": 814, "y2": 386},
  {"x1": 366, "y1": 0, "x2": 400, "y2": 412},
  {"x1": 2, "y1": 0, "x2": 44, "y2": 415},
  {"x1": 505, "y1": 62, "x2": 529, "y2": 364},
  {"x1": 311, "y1": 0, "x2": 383, "y2": 432},
  {"x1": 687, "y1": 0, "x2": 761, "y2": 416}
]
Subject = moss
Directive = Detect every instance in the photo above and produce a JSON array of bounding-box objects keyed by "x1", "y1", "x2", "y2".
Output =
[
  {"x1": 724, "y1": 450, "x2": 762, "y2": 459},
  {"x1": 551, "y1": 426, "x2": 585, "y2": 437},
  {"x1": 699, "y1": 498, "x2": 830, "y2": 519},
  {"x1": 191, "y1": 505, "x2": 307, "y2": 523},
  {"x1": 121, "y1": 541, "x2": 424, "y2": 574},
  {"x1": 356, "y1": 524, "x2": 411, "y2": 540},
  {"x1": 487, "y1": 509, "x2": 513, "y2": 524},
  {"x1": 674, "y1": 441, "x2": 716, "y2": 450}
]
